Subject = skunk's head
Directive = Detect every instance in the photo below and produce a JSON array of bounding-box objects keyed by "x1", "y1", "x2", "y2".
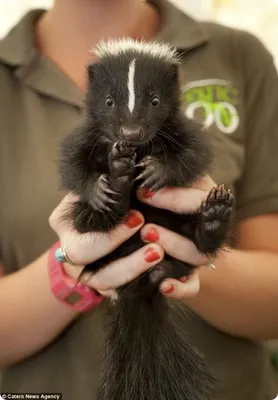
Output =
[{"x1": 86, "y1": 38, "x2": 180, "y2": 146}]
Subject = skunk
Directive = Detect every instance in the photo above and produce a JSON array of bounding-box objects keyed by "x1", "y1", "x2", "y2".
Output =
[{"x1": 59, "y1": 38, "x2": 234, "y2": 400}]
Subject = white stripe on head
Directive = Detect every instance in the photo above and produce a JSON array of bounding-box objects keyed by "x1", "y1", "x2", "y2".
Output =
[
  {"x1": 93, "y1": 38, "x2": 180, "y2": 65},
  {"x1": 128, "y1": 59, "x2": 136, "y2": 114}
]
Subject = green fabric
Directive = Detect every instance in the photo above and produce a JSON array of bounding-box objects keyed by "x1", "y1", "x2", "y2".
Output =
[{"x1": 0, "y1": 2, "x2": 278, "y2": 399}]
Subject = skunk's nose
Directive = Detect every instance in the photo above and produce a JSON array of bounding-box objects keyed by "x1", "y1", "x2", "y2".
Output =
[{"x1": 119, "y1": 125, "x2": 144, "y2": 142}]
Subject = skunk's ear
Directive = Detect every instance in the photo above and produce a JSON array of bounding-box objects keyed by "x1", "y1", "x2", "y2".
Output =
[
  {"x1": 87, "y1": 64, "x2": 95, "y2": 80},
  {"x1": 87, "y1": 63, "x2": 98, "y2": 81},
  {"x1": 170, "y1": 64, "x2": 179, "y2": 83}
]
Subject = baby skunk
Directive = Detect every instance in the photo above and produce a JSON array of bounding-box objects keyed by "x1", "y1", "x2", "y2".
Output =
[{"x1": 59, "y1": 38, "x2": 234, "y2": 400}]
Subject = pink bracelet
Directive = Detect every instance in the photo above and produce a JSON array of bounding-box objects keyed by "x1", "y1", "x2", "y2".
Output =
[{"x1": 48, "y1": 241, "x2": 104, "y2": 312}]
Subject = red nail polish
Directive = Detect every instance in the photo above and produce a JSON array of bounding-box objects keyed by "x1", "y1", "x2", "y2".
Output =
[
  {"x1": 125, "y1": 212, "x2": 142, "y2": 228},
  {"x1": 143, "y1": 228, "x2": 159, "y2": 242},
  {"x1": 162, "y1": 285, "x2": 174, "y2": 294},
  {"x1": 141, "y1": 188, "x2": 155, "y2": 199},
  {"x1": 144, "y1": 248, "x2": 160, "y2": 262}
]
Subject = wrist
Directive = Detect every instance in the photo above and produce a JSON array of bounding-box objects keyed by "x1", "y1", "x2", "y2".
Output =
[
  {"x1": 47, "y1": 241, "x2": 104, "y2": 312},
  {"x1": 185, "y1": 246, "x2": 234, "y2": 306}
]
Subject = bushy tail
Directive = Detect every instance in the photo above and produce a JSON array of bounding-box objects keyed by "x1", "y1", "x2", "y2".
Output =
[{"x1": 95, "y1": 286, "x2": 217, "y2": 400}]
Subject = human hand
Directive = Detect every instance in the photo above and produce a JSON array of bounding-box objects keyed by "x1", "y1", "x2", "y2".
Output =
[
  {"x1": 49, "y1": 193, "x2": 164, "y2": 298},
  {"x1": 138, "y1": 175, "x2": 219, "y2": 300}
]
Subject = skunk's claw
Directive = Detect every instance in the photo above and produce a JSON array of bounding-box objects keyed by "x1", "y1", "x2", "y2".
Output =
[
  {"x1": 104, "y1": 188, "x2": 119, "y2": 196},
  {"x1": 111, "y1": 142, "x2": 135, "y2": 158},
  {"x1": 89, "y1": 174, "x2": 120, "y2": 213},
  {"x1": 135, "y1": 156, "x2": 153, "y2": 169},
  {"x1": 99, "y1": 175, "x2": 119, "y2": 196},
  {"x1": 135, "y1": 172, "x2": 147, "y2": 182},
  {"x1": 140, "y1": 179, "x2": 166, "y2": 192},
  {"x1": 101, "y1": 175, "x2": 109, "y2": 184},
  {"x1": 146, "y1": 180, "x2": 165, "y2": 192},
  {"x1": 135, "y1": 160, "x2": 150, "y2": 169},
  {"x1": 135, "y1": 156, "x2": 167, "y2": 191}
]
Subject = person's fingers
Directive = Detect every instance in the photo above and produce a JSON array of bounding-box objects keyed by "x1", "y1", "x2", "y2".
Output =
[
  {"x1": 50, "y1": 194, "x2": 145, "y2": 264},
  {"x1": 159, "y1": 271, "x2": 200, "y2": 299},
  {"x1": 137, "y1": 175, "x2": 216, "y2": 214},
  {"x1": 85, "y1": 243, "x2": 164, "y2": 291},
  {"x1": 137, "y1": 186, "x2": 208, "y2": 214},
  {"x1": 63, "y1": 210, "x2": 145, "y2": 264},
  {"x1": 190, "y1": 174, "x2": 216, "y2": 191},
  {"x1": 140, "y1": 224, "x2": 208, "y2": 265}
]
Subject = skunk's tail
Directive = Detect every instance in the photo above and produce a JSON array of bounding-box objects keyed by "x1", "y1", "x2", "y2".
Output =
[{"x1": 95, "y1": 281, "x2": 217, "y2": 400}]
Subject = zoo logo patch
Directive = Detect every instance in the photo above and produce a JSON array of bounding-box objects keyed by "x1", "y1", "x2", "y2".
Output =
[{"x1": 181, "y1": 79, "x2": 240, "y2": 135}]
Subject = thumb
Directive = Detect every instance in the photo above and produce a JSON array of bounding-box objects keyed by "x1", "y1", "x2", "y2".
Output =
[{"x1": 159, "y1": 271, "x2": 200, "y2": 300}]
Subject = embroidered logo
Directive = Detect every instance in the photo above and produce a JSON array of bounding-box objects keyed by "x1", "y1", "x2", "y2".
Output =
[{"x1": 181, "y1": 79, "x2": 240, "y2": 135}]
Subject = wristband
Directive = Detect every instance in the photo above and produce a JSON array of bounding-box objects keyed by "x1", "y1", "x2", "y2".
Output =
[{"x1": 48, "y1": 242, "x2": 104, "y2": 312}]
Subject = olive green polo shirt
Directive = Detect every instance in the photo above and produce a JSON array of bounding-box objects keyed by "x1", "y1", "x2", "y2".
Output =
[{"x1": 1, "y1": 2, "x2": 278, "y2": 399}]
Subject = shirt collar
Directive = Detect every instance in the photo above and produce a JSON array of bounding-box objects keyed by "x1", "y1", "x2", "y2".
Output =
[
  {"x1": 0, "y1": 9, "x2": 84, "y2": 107},
  {"x1": 0, "y1": 3, "x2": 209, "y2": 108},
  {"x1": 148, "y1": 0, "x2": 209, "y2": 51}
]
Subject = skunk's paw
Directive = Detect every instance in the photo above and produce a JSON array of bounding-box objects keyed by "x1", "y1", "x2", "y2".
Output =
[
  {"x1": 89, "y1": 174, "x2": 120, "y2": 213},
  {"x1": 109, "y1": 142, "x2": 136, "y2": 177},
  {"x1": 135, "y1": 156, "x2": 167, "y2": 191},
  {"x1": 111, "y1": 142, "x2": 135, "y2": 158},
  {"x1": 196, "y1": 184, "x2": 234, "y2": 254},
  {"x1": 201, "y1": 184, "x2": 234, "y2": 224}
]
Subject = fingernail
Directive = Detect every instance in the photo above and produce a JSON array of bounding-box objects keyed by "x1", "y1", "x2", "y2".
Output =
[
  {"x1": 180, "y1": 276, "x2": 187, "y2": 282},
  {"x1": 143, "y1": 227, "x2": 159, "y2": 242},
  {"x1": 141, "y1": 188, "x2": 155, "y2": 199},
  {"x1": 125, "y1": 211, "x2": 142, "y2": 228},
  {"x1": 161, "y1": 283, "x2": 174, "y2": 293},
  {"x1": 144, "y1": 248, "x2": 160, "y2": 262}
]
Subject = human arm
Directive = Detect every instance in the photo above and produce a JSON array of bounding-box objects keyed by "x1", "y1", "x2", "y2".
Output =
[
  {"x1": 0, "y1": 251, "x2": 79, "y2": 369},
  {"x1": 192, "y1": 219, "x2": 278, "y2": 340},
  {"x1": 188, "y1": 212, "x2": 278, "y2": 340},
  {"x1": 0, "y1": 194, "x2": 164, "y2": 369},
  {"x1": 138, "y1": 176, "x2": 278, "y2": 340}
]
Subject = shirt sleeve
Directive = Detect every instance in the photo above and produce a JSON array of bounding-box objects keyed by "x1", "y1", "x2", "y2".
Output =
[{"x1": 234, "y1": 31, "x2": 278, "y2": 221}]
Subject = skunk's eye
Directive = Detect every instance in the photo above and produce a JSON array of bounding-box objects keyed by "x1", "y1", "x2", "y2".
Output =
[
  {"x1": 106, "y1": 96, "x2": 114, "y2": 107},
  {"x1": 151, "y1": 96, "x2": 160, "y2": 107}
]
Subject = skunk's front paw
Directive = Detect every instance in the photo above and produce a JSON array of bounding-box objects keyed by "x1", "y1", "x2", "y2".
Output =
[
  {"x1": 135, "y1": 156, "x2": 167, "y2": 191},
  {"x1": 89, "y1": 174, "x2": 120, "y2": 213},
  {"x1": 108, "y1": 142, "x2": 136, "y2": 193},
  {"x1": 109, "y1": 142, "x2": 136, "y2": 177}
]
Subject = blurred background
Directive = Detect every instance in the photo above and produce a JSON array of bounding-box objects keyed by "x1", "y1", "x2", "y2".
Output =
[{"x1": 0, "y1": 0, "x2": 278, "y2": 68}]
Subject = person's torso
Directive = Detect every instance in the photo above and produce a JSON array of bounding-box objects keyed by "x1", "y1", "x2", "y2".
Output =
[{"x1": 0, "y1": 9, "x2": 277, "y2": 400}]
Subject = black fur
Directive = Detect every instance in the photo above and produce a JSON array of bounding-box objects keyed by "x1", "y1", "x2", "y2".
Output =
[{"x1": 59, "y1": 44, "x2": 234, "y2": 400}]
